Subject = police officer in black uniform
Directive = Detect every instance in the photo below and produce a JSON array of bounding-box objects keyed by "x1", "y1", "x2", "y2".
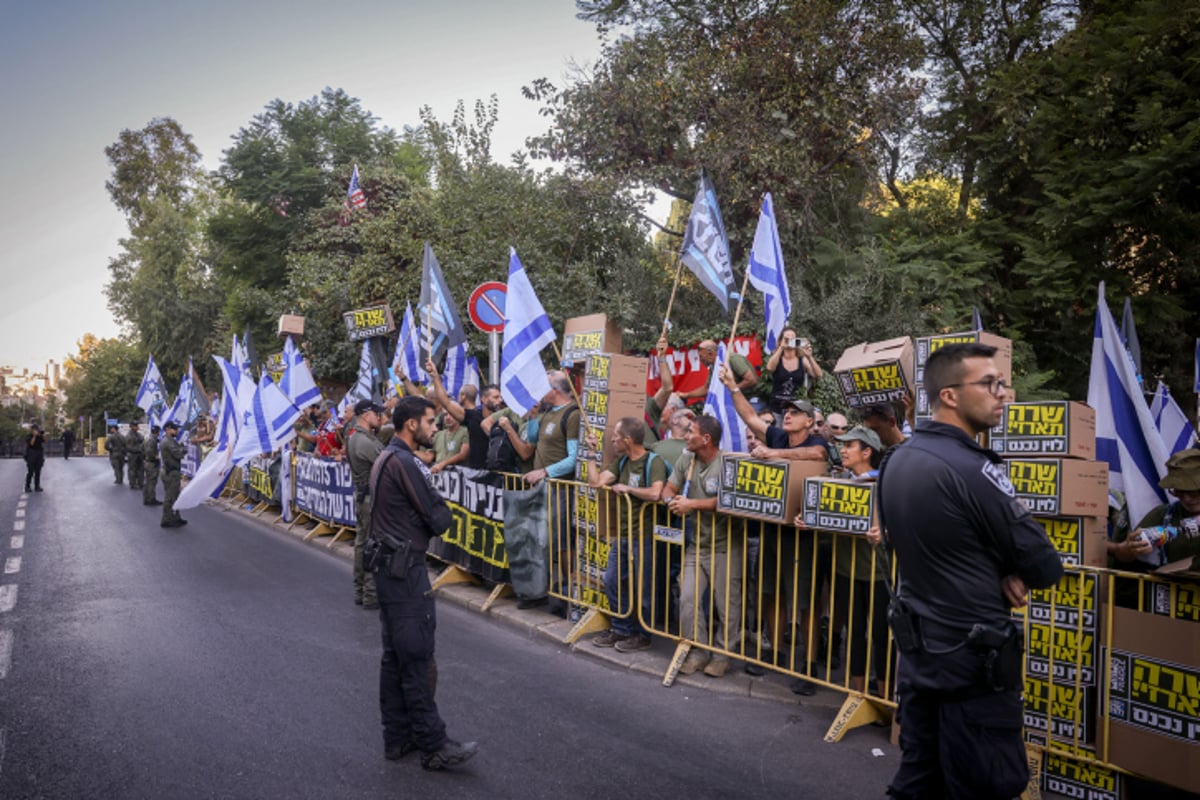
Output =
[
  {"x1": 367, "y1": 396, "x2": 478, "y2": 771},
  {"x1": 879, "y1": 343, "x2": 1062, "y2": 800}
]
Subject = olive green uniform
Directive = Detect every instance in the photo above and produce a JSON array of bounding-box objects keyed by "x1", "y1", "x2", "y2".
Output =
[
  {"x1": 347, "y1": 423, "x2": 384, "y2": 606},
  {"x1": 108, "y1": 430, "x2": 127, "y2": 484},
  {"x1": 142, "y1": 434, "x2": 161, "y2": 505},
  {"x1": 160, "y1": 434, "x2": 186, "y2": 525},
  {"x1": 125, "y1": 429, "x2": 145, "y2": 490}
]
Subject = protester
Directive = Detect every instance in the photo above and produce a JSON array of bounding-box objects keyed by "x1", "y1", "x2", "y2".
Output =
[
  {"x1": 879, "y1": 343, "x2": 1062, "y2": 800},
  {"x1": 368, "y1": 395, "x2": 478, "y2": 770},
  {"x1": 430, "y1": 412, "x2": 469, "y2": 474},
  {"x1": 645, "y1": 336, "x2": 681, "y2": 441},
  {"x1": 23, "y1": 424, "x2": 46, "y2": 493},
  {"x1": 650, "y1": 407, "x2": 694, "y2": 467},
  {"x1": 1110, "y1": 449, "x2": 1200, "y2": 569},
  {"x1": 421, "y1": 359, "x2": 504, "y2": 471},
  {"x1": 294, "y1": 403, "x2": 320, "y2": 453},
  {"x1": 348, "y1": 399, "x2": 385, "y2": 610},
  {"x1": 160, "y1": 420, "x2": 187, "y2": 528},
  {"x1": 765, "y1": 327, "x2": 822, "y2": 413},
  {"x1": 142, "y1": 424, "x2": 162, "y2": 506},
  {"x1": 681, "y1": 338, "x2": 757, "y2": 405},
  {"x1": 860, "y1": 402, "x2": 908, "y2": 451},
  {"x1": 125, "y1": 422, "x2": 145, "y2": 491},
  {"x1": 107, "y1": 424, "x2": 127, "y2": 484}
]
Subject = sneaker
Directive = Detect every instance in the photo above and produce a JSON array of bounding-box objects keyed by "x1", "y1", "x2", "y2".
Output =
[
  {"x1": 34, "y1": 487, "x2": 43, "y2": 492},
  {"x1": 790, "y1": 677, "x2": 817, "y2": 696},
  {"x1": 591, "y1": 629, "x2": 621, "y2": 648},
  {"x1": 678, "y1": 649, "x2": 710, "y2": 675},
  {"x1": 614, "y1": 633, "x2": 652, "y2": 653},
  {"x1": 384, "y1": 740, "x2": 418, "y2": 761},
  {"x1": 421, "y1": 739, "x2": 478, "y2": 771},
  {"x1": 703, "y1": 656, "x2": 730, "y2": 678}
]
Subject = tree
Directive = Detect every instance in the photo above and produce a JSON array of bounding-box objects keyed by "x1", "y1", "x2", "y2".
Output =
[
  {"x1": 104, "y1": 117, "x2": 204, "y2": 228},
  {"x1": 61, "y1": 334, "x2": 145, "y2": 428}
]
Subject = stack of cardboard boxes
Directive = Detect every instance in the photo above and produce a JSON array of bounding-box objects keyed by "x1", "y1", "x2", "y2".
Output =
[{"x1": 913, "y1": 330, "x2": 1013, "y2": 422}]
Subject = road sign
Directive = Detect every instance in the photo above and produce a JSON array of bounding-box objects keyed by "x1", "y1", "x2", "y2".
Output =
[{"x1": 468, "y1": 282, "x2": 507, "y2": 333}]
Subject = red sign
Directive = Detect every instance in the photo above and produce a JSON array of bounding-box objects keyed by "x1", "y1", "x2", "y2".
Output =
[
  {"x1": 468, "y1": 282, "x2": 507, "y2": 333},
  {"x1": 645, "y1": 335, "x2": 763, "y2": 397}
]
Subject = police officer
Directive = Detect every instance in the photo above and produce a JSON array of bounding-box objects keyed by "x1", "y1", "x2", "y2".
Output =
[
  {"x1": 347, "y1": 398, "x2": 384, "y2": 609},
  {"x1": 143, "y1": 425, "x2": 163, "y2": 506},
  {"x1": 160, "y1": 421, "x2": 187, "y2": 528},
  {"x1": 107, "y1": 424, "x2": 127, "y2": 484},
  {"x1": 879, "y1": 343, "x2": 1062, "y2": 800},
  {"x1": 368, "y1": 396, "x2": 477, "y2": 770},
  {"x1": 125, "y1": 422, "x2": 145, "y2": 491}
]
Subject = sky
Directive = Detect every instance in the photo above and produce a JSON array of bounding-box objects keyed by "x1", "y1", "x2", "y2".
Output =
[{"x1": 0, "y1": 0, "x2": 607, "y2": 373}]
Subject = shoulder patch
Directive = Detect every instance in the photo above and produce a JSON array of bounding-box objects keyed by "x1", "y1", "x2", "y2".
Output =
[{"x1": 980, "y1": 460, "x2": 1015, "y2": 497}]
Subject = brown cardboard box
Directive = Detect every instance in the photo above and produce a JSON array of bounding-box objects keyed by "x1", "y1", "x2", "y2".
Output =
[
  {"x1": 716, "y1": 454, "x2": 826, "y2": 524},
  {"x1": 1140, "y1": 578, "x2": 1200, "y2": 623},
  {"x1": 1023, "y1": 676, "x2": 1096, "y2": 745},
  {"x1": 1033, "y1": 515, "x2": 1108, "y2": 567},
  {"x1": 914, "y1": 330, "x2": 1012, "y2": 383},
  {"x1": 278, "y1": 314, "x2": 305, "y2": 338},
  {"x1": 800, "y1": 478, "x2": 877, "y2": 534},
  {"x1": 562, "y1": 313, "x2": 622, "y2": 366},
  {"x1": 834, "y1": 336, "x2": 915, "y2": 410},
  {"x1": 1041, "y1": 752, "x2": 1121, "y2": 800},
  {"x1": 990, "y1": 401, "x2": 1096, "y2": 460},
  {"x1": 1105, "y1": 607, "x2": 1200, "y2": 794},
  {"x1": 1007, "y1": 459, "x2": 1109, "y2": 517}
]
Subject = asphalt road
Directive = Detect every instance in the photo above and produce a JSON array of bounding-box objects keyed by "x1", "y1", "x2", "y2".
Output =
[{"x1": 0, "y1": 456, "x2": 896, "y2": 799}]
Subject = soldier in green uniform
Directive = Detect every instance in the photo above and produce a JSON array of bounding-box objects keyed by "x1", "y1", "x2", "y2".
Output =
[
  {"x1": 125, "y1": 422, "x2": 145, "y2": 491},
  {"x1": 143, "y1": 425, "x2": 163, "y2": 506},
  {"x1": 107, "y1": 424, "x2": 127, "y2": 484},
  {"x1": 160, "y1": 420, "x2": 187, "y2": 528},
  {"x1": 347, "y1": 399, "x2": 385, "y2": 609}
]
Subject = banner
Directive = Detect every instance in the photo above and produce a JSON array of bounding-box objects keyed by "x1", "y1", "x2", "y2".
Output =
[
  {"x1": 427, "y1": 467, "x2": 510, "y2": 584},
  {"x1": 646, "y1": 335, "x2": 763, "y2": 398},
  {"x1": 246, "y1": 454, "x2": 281, "y2": 505},
  {"x1": 292, "y1": 451, "x2": 356, "y2": 527}
]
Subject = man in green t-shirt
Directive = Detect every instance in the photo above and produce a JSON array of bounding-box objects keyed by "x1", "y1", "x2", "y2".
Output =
[
  {"x1": 661, "y1": 415, "x2": 743, "y2": 678},
  {"x1": 431, "y1": 412, "x2": 469, "y2": 474},
  {"x1": 680, "y1": 339, "x2": 757, "y2": 406},
  {"x1": 585, "y1": 417, "x2": 669, "y2": 653}
]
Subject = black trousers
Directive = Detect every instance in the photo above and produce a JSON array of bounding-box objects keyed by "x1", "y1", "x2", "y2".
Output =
[
  {"x1": 24, "y1": 456, "x2": 43, "y2": 490},
  {"x1": 376, "y1": 559, "x2": 447, "y2": 754}
]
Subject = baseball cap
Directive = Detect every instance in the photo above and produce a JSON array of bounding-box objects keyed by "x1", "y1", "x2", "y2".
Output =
[
  {"x1": 163, "y1": 420, "x2": 179, "y2": 431},
  {"x1": 784, "y1": 398, "x2": 816, "y2": 416},
  {"x1": 835, "y1": 425, "x2": 883, "y2": 452},
  {"x1": 354, "y1": 399, "x2": 384, "y2": 415}
]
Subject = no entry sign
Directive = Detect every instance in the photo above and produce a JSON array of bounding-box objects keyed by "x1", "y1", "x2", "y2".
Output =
[{"x1": 468, "y1": 281, "x2": 507, "y2": 333}]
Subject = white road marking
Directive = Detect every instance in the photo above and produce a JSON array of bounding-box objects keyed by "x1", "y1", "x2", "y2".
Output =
[
  {"x1": 0, "y1": 585, "x2": 14, "y2": 613},
  {"x1": 13, "y1": 509, "x2": 23, "y2": 519},
  {"x1": 0, "y1": 726, "x2": 6, "y2": 779},
  {"x1": 3, "y1": 558, "x2": 19, "y2": 575},
  {"x1": 12, "y1": 521, "x2": 23, "y2": 532},
  {"x1": 15, "y1": 501, "x2": 24, "y2": 510},
  {"x1": 0, "y1": 629, "x2": 11, "y2": 678},
  {"x1": 9, "y1": 536, "x2": 22, "y2": 549}
]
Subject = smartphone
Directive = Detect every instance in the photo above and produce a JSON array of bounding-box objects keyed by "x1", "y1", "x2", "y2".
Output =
[{"x1": 799, "y1": 338, "x2": 810, "y2": 349}]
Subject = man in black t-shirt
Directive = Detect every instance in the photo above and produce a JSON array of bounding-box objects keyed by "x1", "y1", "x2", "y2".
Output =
[{"x1": 423, "y1": 360, "x2": 504, "y2": 471}]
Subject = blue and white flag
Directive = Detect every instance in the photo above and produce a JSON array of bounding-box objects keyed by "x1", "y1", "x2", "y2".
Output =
[
  {"x1": 1150, "y1": 382, "x2": 1197, "y2": 456},
  {"x1": 746, "y1": 192, "x2": 790, "y2": 352},
  {"x1": 1087, "y1": 282, "x2": 1168, "y2": 527},
  {"x1": 680, "y1": 169, "x2": 739, "y2": 315},
  {"x1": 501, "y1": 248, "x2": 555, "y2": 416},
  {"x1": 1119, "y1": 297, "x2": 1143, "y2": 386},
  {"x1": 231, "y1": 375, "x2": 301, "y2": 466},
  {"x1": 395, "y1": 303, "x2": 428, "y2": 387},
  {"x1": 347, "y1": 340, "x2": 378, "y2": 406},
  {"x1": 418, "y1": 242, "x2": 468, "y2": 366},
  {"x1": 165, "y1": 364, "x2": 195, "y2": 428},
  {"x1": 279, "y1": 336, "x2": 322, "y2": 408},
  {"x1": 173, "y1": 356, "x2": 253, "y2": 510},
  {"x1": 443, "y1": 342, "x2": 480, "y2": 400},
  {"x1": 971, "y1": 306, "x2": 984, "y2": 332},
  {"x1": 135, "y1": 355, "x2": 167, "y2": 417},
  {"x1": 703, "y1": 342, "x2": 747, "y2": 454}
]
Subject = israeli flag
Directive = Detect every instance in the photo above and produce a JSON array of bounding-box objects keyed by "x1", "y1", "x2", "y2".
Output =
[
  {"x1": 703, "y1": 342, "x2": 747, "y2": 453},
  {"x1": 165, "y1": 366, "x2": 194, "y2": 428},
  {"x1": 443, "y1": 341, "x2": 479, "y2": 400},
  {"x1": 347, "y1": 340, "x2": 377, "y2": 405},
  {"x1": 419, "y1": 242, "x2": 468, "y2": 365},
  {"x1": 680, "y1": 169, "x2": 739, "y2": 315},
  {"x1": 279, "y1": 335, "x2": 322, "y2": 408},
  {"x1": 231, "y1": 375, "x2": 301, "y2": 466},
  {"x1": 135, "y1": 355, "x2": 167, "y2": 416},
  {"x1": 501, "y1": 248, "x2": 555, "y2": 416},
  {"x1": 174, "y1": 356, "x2": 255, "y2": 510},
  {"x1": 746, "y1": 192, "x2": 791, "y2": 352},
  {"x1": 1087, "y1": 282, "x2": 1168, "y2": 527},
  {"x1": 396, "y1": 303, "x2": 428, "y2": 387},
  {"x1": 1150, "y1": 382, "x2": 1197, "y2": 455}
]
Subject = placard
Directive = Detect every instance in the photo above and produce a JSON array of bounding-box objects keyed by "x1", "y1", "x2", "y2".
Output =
[
  {"x1": 833, "y1": 337, "x2": 914, "y2": 409},
  {"x1": 1024, "y1": 676, "x2": 1095, "y2": 744},
  {"x1": 561, "y1": 313, "x2": 622, "y2": 366},
  {"x1": 292, "y1": 451, "x2": 356, "y2": 526},
  {"x1": 1042, "y1": 753, "x2": 1121, "y2": 800},
  {"x1": 1007, "y1": 459, "x2": 1109, "y2": 517},
  {"x1": 342, "y1": 303, "x2": 396, "y2": 342},
  {"x1": 427, "y1": 466, "x2": 510, "y2": 584},
  {"x1": 181, "y1": 443, "x2": 201, "y2": 478},
  {"x1": 1034, "y1": 515, "x2": 1107, "y2": 567},
  {"x1": 801, "y1": 478, "x2": 876, "y2": 533},
  {"x1": 717, "y1": 454, "x2": 825, "y2": 523},
  {"x1": 990, "y1": 402, "x2": 1096, "y2": 459}
]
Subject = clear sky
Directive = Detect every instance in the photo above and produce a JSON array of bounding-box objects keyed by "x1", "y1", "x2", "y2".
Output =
[{"x1": 0, "y1": 0, "x2": 605, "y2": 372}]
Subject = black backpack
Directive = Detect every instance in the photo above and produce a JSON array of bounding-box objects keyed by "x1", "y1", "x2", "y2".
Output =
[{"x1": 486, "y1": 423, "x2": 519, "y2": 472}]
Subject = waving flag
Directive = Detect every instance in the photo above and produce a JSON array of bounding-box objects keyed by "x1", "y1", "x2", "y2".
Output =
[
  {"x1": 1087, "y1": 282, "x2": 1168, "y2": 528},
  {"x1": 345, "y1": 164, "x2": 366, "y2": 211},
  {"x1": 444, "y1": 342, "x2": 480, "y2": 400},
  {"x1": 231, "y1": 375, "x2": 301, "y2": 466},
  {"x1": 135, "y1": 355, "x2": 167, "y2": 417},
  {"x1": 1150, "y1": 382, "x2": 1197, "y2": 455},
  {"x1": 680, "y1": 169, "x2": 738, "y2": 315},
  {"x1": 500, "y1": 248, "x2": 554, "y2": 416},
  {"x1": 419, "y1": 242, "x2": 468, "y2": 365},
  {"x1": 971, "y1": 306, "x2": 984, "y2": 332},
  {"x1": 279, "y1": 336, "x2": 321, "y2": 408},
  {"x1": 165, "y1": 364, "x2": 195, "y2": 429},
  {"x1": 746, "y1": 192, "x2": 790, "y2": 352},
  {"x1": 174, "y1": 356, "x2": 254, "y2": 510},
  {"x1": 1119, "y1": 297, "x2": 1143, "y2": 384},
  {"x1": 396, "y1": 303, "x2": 428, "y2": 387},
  {"x1": 346, "y1": 340, "x2": 378, "y2": 406},
  {"x1": 703, "y1": 342, "x2": 747, "y2": 453}
]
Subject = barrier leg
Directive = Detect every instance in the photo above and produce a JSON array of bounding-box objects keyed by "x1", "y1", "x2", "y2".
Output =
[
  {"x1": 287, "y1": 511, "x2": 311, "y2": 532},
  {"x1": 663, "y1": 641, "x2": 691, "y2": 687},
  {"x1": 326, "y1": 527, "x2": 352, "y2": 547},
  {"x1": 481, "y1": 584, "x2": 514, "y2": 612},
  {"x1": 824, "y1": 692, "x2": 890, "y2": 742},
  {"x1": 564, "y1": 607, "x2": 608, "y2": 645},
  {"x1": 430, "y1": 565, "x2": 478, "y2": 592},
  {"x1": 304, "y1": 521, "x2": 336, "y2": 541},
  {"x1": 252, "y1": 501, "x2": 270, "y2": 516}
]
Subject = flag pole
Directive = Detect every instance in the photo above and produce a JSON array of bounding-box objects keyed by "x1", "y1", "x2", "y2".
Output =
[
  {"x1": 724, "y1": 266, "x2": 754, "y2": 367},
  {"x1": 550, "y1": 341, "x2": 597, "y2": 439},
  {"x1": 423, "y1": 306, "x2": 434, "y2": 368},
  {"x1": 658, "y1": 252, "x2": 686, "y2": 343}
]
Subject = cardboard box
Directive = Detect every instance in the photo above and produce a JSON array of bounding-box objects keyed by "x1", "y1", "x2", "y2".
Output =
[
  {"x1": 916, "y1": 382, "x2": 1016, "y2": 424},
  {"x1": 1024, "y1": 676, "x2": 1096, "y2": 745},
  {"x1": 834, "y1": 336, "x2": 914, "y2": 410},
  {"x1": 1105, "y1": 607, "x2": 1200, "y2": 794},
  {"x1": 800, "y1": 478, "x2": 877, "y2": 534},
  {"x1": 990, "y1": 401, "x2": 1096, "y2": 459},
  {"x1": 1026, "y1": 620, "x2": 1100, "y2": 686},
  {"x1": 1141, "y1": 579, "x2": 1200, "y2": 624},
  {"x1": 1007, "y1": 459, "x2": 1109, "y2": 517},
  {"x1": 561, "y1": 313, "x2": 622, "y2": 366},
  {"x1": 716, "y1": 454, "x2": 826, "y2": 524},
  {"x1": 278, "y1": 314, "x2": 305, "y2": 338},
  {"x1": 914, "y1": 330, "x2": 1012, "y2": 383},
  {"x1": 1042, "y1": 752, "x2": 1121, "y2": 800},
  {"x1": 1034, "y1": 515, "x2": 1108, "y2": 567}
]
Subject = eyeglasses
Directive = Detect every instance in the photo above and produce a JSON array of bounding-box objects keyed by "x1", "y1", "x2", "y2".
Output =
[
  {"x1": 946, "y1": 377, "x2": 1009, "y2": 396},
  {"x1": 829, "y1": 425, "x2": 848, "y2": 432}
]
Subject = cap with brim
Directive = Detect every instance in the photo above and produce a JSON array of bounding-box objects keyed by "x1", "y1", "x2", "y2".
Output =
[
  {"x1": 354, "y1": 399, "x2": 384, "y2": 416},
  {"x1": 1159, "y1": 449, "x2": 1200, "y2": 493},
  {"x1": 784, "y1": 398, "x2": 816, "y2": 416},
  {"x1": 163, "y1": 420, "x2": 179, "y2": 430},
  {"x1": 836, "y1": 425, "x2": 883, "y2": 452}
]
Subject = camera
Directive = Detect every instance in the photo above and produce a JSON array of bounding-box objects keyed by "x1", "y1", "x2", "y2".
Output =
[
  {"x1": 799, "y1": 338, "x2": 810, "y2": 349},
  {"x1": 786, "y1": 337, "x2": 797, "y2": 348}
]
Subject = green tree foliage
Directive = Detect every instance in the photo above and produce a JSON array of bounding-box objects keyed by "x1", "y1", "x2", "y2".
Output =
[
  {"x1": 104, "y1": 118, "x2": 204, "y2": 227},
  {"x1": 61, "y1": 334, "x2": 145, "y2": 426}
]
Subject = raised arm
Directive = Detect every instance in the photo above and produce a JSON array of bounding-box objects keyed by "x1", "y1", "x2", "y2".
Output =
[{"x1": 424, "y1": 358, "x2": 466, "y2": 424}]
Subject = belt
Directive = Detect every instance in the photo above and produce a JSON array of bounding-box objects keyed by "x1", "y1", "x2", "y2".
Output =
[{"x1": 920, "y1": 617, "x2": 973, "y2": 644}]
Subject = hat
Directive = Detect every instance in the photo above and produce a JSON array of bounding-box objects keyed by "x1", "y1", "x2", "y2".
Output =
[
  {"x1": 836, "y1": 425, "x2": 883, "y2": 453},
  {"x1": 1159, "y1": 449, "x2": 1200, "y2": 493},
  {"x1": 354, "y1": 399, "x2": 384, "y2": 416},
  {"x1": 784, "y1": 398, "x2": 816, "y2": 416},
  {"x1": 163, "y1": 420, "x2": 179, "y2": 431}
]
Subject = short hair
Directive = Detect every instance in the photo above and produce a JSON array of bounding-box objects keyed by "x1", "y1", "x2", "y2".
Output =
[
  {"x1": 617, "y1": 416, "x2": 645, "y2": 445},
  {"x1": 459, "y1": 384, "x2": 479, "y2": 403},
  {"x1": 861, "y1": 403, "x2": 898, "y2": 424},
  {"x1": 925, "y1": 343, "x2": 998, "y2": 409},
  {"x1": 694, "y1": 415, "x2": 722, "y2": 446},
  {"x1": 547, "y1": 370, "x2": 572, "y2": 395},
  {"x1": 481, "y1": 383, "x2": 500, "y2": 395},
  {"x1": 393, "y1": 396, "x2": 435, "y2": 430}
]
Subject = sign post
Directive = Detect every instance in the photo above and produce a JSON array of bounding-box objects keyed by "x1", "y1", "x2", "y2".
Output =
[{"x1": 468, "y1": 282, "x2": 507, "y2": 386}]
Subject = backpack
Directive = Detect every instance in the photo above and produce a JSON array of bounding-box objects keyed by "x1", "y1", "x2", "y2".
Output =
[
  {"x1": 486, "y1": 423, "x2": 519, "y2": 472},
  {"x1": 615, "y1": 450, "x2": 671, "y2": 487}
]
